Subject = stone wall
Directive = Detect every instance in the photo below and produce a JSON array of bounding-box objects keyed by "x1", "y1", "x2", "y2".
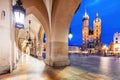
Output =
[{"x1": 0, "y1": 0, "x2": 15, "y2": 74}]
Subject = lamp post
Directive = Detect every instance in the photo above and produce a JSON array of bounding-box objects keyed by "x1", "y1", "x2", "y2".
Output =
[
  {"x1": 103, "y1": 45, "x2": 108, "y2": 56},
  {"x1": 13, "y1": 0, "x2": 26, "y2": 29},
  {"x1": 27, "y1": 20, "x2": 32, "y2": 46},
  {"x1": 68, "y1": 28, "x2": 73, "y2": 40},
  {"x1": 25, "y1": 20, "x2": 32, "y2": 57},
  {"x1": 68, "y1": 28, "x2": 73, "y2": 53}
]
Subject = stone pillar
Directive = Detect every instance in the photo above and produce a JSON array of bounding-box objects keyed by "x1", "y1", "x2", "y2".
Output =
[
  {"x1": 47, "y1": 42, "x2": 70, "y2": 67},
  {"x1": 44, "y1": 0, "x2": 81, "y2": 67},
  {"x1": 45, "y1": 35, "x2": 70, "y2": 67}
]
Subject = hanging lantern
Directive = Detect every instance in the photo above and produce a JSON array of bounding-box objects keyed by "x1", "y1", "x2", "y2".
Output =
[
  {"x1": 13, "y1": 0, "x2": 26, "y2": 29},
  {"x1": 28, "y1": 37, "x2": 32, "y2": 44}
]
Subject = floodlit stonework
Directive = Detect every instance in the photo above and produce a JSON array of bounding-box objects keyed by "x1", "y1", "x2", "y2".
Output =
[
  {"x1": 0, "y1": 0, "x2": 15, "y2": 74},
  {"x1": 22, "y1": 0, "x2": 81, "y2": 67},
  {"x1": 82, "y1": 11, "x2": 102, "y2": 52},
  {"x1": 113, "y1": 32, "x2": 120, "y2": 53},
  {"x1": 0, "y1": 0, "x2": 81, "y2": 74}
]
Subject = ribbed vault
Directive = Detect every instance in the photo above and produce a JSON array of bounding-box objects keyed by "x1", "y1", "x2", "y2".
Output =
[{"x1": 19, "y1": 0, "x2": 81, "y2": 66}]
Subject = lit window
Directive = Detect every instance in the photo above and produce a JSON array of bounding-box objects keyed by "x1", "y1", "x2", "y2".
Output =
[{"x1": 96, "y1": 33, "x2": 98, "y2": 36}]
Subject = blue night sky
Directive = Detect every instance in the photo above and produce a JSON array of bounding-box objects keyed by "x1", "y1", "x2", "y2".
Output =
[{"x1": 69, "y1": 0, "x2": 120, "y2": 46}]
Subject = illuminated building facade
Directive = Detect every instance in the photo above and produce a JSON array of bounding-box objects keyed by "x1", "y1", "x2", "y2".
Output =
[
  {"x1": 113, "y1": 32, "x2": 120, "y2": 53},
  {"x1": 82, "y1": 11, "x2": 102, "y2": 52}
]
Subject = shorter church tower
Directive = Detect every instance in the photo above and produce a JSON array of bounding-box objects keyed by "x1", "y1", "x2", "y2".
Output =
[{"x1": 93, "y1": 13, "x2": 101, "y2": 45}]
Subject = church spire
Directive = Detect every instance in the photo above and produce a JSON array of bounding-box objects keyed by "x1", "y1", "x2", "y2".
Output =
[
  {"x1": 96, "y1": 13, "x2": 99, "y2": 18},
  {"x1": 94, "y1": 12, "x2": 101, "y2": 22},
  {"x1": 83, "y1": 9, "x2": 89, "y2": 19}
]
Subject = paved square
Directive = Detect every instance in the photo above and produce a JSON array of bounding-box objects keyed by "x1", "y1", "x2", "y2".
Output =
[{"x1": 0, "y1": 54, "x2": 120, "y2": 80}]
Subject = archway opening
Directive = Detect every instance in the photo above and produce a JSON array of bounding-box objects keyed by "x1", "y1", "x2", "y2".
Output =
[{"x1": 16, "y1": 13, "x2": 46, "y2": 61}]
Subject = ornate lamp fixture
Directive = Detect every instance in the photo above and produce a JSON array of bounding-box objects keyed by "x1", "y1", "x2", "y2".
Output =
[
  {"x1": 26, "y1": 20, "x2": 32, "y2": 46},
  {"x1": 13, "y1": 0, "x2": 26, "y2": 29},
  {"x1": 68, "y1": 28, "x2": 73, "y2": 40}
]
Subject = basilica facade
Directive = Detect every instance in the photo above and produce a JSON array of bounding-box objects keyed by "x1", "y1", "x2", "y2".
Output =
[{"x1": 82, "y1": 11, "x2": 102, "y2": 52}]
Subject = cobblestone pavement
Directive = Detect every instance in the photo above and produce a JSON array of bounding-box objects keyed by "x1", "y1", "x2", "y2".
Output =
[
  {"x1": 69, "y1": 54, "x2": 120, "y2": 80},
  {"x1": 0, "y1": 54, "x2": 120, "y2": 80}
]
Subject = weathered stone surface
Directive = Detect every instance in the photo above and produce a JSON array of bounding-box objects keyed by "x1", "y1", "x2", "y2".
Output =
[
  {"x1": 45, "y1": 42, "x2": 70, "y2": 67},
  {"x1": 0, "y1": 0, "x2": 15, "y2": 74},
  {"x1": 22, "y1": 0, "x2": 81, "y2": 67}
]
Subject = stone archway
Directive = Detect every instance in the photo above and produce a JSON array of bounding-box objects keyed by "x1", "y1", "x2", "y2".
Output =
[
  {"x1": 22, "y1": 0, "x2": 81, "y2": 67},
  {"x1": 0, "y1": 0, "x2": 81, "y2": 75},
  {"x1": 18, "y1": 13, "x2": 44, "y2": 58}
]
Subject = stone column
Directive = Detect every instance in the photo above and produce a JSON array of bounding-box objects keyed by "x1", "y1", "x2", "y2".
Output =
[
  {"x1": 45, "y1": 31, "x2": 70, "y2": 67},
  {"x1": 47, "y1": 42, "x2": 70, "y2": 66},
  {"x1": 44, "y1": 0, "x2": 81, "y2": 67}
]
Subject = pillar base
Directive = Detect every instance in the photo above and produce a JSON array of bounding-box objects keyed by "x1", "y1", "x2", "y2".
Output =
[
  {"x1": 0, "y1": 65, "x2": 10, "y2": 75},
  {"x1": 45, "y1": 42, "x2": 70, "y2": 67},
  {"x1": 45, "y1": 59, "x2": 70, "y2": 67}
]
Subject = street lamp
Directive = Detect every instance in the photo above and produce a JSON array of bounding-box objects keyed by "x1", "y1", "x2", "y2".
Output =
[
  {"x1": 103, "y1": 45, "x2": 108, "y2": 56},
  {"x1": 13, "y1": 0, "x2": 26, "y2": 29},
  {"x1": 26, "y1": 20, "x2": 32, "y2": 47},
  {"x1": 68, "y1": 28, "x2": 73, "y2": 40},
  {"x1": 103, "y1": 45, "x2": 107, "y2": 52}
]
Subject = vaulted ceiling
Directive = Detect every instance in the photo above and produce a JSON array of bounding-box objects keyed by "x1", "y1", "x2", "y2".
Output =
[{"x1": 18, "y1": 0, "x2": 81, "y2": 43}]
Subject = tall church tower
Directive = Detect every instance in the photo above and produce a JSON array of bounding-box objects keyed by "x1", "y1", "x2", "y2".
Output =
[
  {"x1": 82, "y1": 10, "x2": 89, "y2": 50},
  {"x1": 93, "y1": 13, "x2": 101, "y2": 48}
]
